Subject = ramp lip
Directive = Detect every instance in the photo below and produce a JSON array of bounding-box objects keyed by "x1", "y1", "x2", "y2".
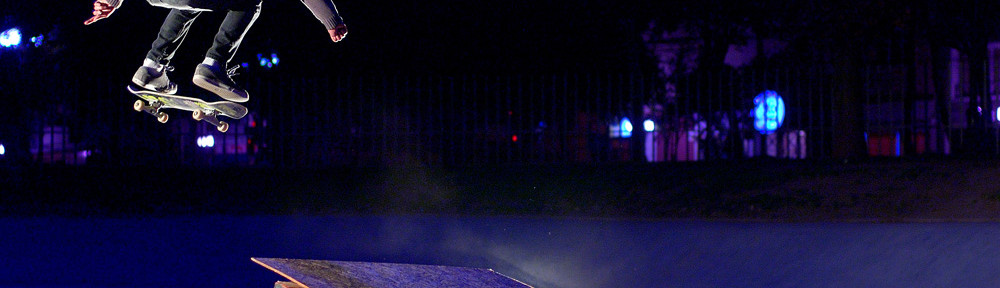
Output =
[{"x1": 252, "y1": 257, "x2": 311, "y2": 288}]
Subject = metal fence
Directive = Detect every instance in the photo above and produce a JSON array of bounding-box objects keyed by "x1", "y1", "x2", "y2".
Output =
[{"x1": 5, "y1": 64, "x2": 996, "y2": 167}]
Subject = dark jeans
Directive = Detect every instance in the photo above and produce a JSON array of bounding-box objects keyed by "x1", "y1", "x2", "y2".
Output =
[{"x1": 145, "y1": 0, "x2": 261, "y2": 66}]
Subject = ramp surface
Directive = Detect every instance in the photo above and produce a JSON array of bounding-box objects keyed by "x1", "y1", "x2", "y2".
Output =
[{"x1": 253, "y1": 257, "x2": 532, "y2": 288}]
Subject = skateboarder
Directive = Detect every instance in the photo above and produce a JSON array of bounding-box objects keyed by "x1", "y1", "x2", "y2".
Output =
[{"x1": 85, "y1": 0, "x2": 348, "y2": 103}]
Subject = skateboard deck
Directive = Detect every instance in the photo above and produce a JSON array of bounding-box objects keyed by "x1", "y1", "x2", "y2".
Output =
[
  {"x1": 127, "y1": 84, "x2": 247, "y2": 133},
  {"x1": 252, "y1": 258, "x2": 533, "y2": 288}
]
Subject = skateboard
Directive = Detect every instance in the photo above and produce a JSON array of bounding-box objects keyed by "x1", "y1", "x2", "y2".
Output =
[
  {"x1": 252, "y1": 258, "x2": 533, "y2": 288},
  {"x1": 127, "y1": 84, "x2": 248, "y2": 133}
]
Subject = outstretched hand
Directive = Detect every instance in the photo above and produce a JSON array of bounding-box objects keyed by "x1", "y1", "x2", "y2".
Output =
[
  {"x1": 328, "y1": 24, "x2": 348, "y2": 43},
  {"x1": 84, "y1": 0, "x2": 117, "y2": 25}
]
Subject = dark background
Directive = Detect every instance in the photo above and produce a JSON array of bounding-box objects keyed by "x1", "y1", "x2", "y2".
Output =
[
  {"x1": 4, "y1": 0, "x2": 649, "y2": 76},
  {"x1": 5, "y1": 0, "x2": 1000, "y2": 218},
  {"x1": 6, "y1": 4, "x2": 1000, "y2": 287}
]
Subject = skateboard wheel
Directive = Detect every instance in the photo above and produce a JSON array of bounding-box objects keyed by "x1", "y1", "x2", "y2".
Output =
[
  {"x1": 192, "y1": 110, "x2": 204, "y2": 121},
  {"x1": 157, "y1": 112, "x2": 169, "y2": 123},
  {"x1": 217, "y1": 121, "x2": 229, "y2": 133},
  {"x1": 133, "y1": 100, "x2": 145, "y2": 112}
]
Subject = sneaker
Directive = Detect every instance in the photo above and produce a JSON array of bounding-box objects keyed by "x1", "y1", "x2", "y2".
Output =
[
  {"x1": 193, "y1": 63, "x2": 249, "y2": 103},
  {"x1": 131, "y1": 65, "x2": 178, "y2": 94}
]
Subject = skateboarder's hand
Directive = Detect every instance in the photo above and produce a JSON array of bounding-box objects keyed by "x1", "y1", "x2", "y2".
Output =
[
  {"x1": 328, "y1": 24, "x2": 348, "y2": 43},
  {"x1": 84, "y1": 0, "x2": 117, "y2": 25}
]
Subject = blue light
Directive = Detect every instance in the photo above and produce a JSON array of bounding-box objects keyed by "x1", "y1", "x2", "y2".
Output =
[
  {"x1": 259, "y1": 58, "x2": 268, "y2": 67},
  {"x1": 241, "y1": 62, "x2": 249, "y2": 68},
  {"x1": 0, "y1": 28, "x2": 22, "y2": 48},
  {"x1": 621, "y1": 117, "x2": 633, "y2": 138},
  {"x1": 643, "y1": 119, "x2": 656, "y2": 132},
  {"x1": 753, "y1": 90, "x2": 785, "y2": 135},
  {"x1": 895, "y1": 132, "x2": 901, "y2": 157},
  {"x1": 271, "y1": 53, "x2": 279, "y2": 65},
  {"x1": 29, "y1": 35, "x2": 42, "y2": 47}
]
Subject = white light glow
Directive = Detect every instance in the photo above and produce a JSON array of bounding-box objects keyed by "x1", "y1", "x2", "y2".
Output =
[
  {"x1": 0, "y1": 28, "x2": 22, "y2": 48},
  {"x1": 197, "y1": 135, "x2": 215, "y2": 148},
  {"x1": 643, "y1": 119, "x2": 656, "y2": 132},
  {"x1": 0, "y1": 144, "x2": 5, "y2": 156}
]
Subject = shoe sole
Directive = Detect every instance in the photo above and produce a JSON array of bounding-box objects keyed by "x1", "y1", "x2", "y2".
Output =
[
  {"x1": 193, "y1": 75, "x2": 249, "y2": 103},
  {"x1": 132, "y1": 76, "x2": 178, "y2": 94}
]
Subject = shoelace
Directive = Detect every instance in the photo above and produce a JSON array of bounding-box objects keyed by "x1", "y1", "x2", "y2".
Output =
[
  {"x1": 161, "y1": 65, "x2": 175, "y2": 73},
  {"x1": 227, "y1": 66, "x2": 241, "y2": 77}
]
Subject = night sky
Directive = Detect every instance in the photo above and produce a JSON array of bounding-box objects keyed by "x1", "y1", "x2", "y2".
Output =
[{"x1": 4, "y1": 0, "x2": 647, "y2": 77}]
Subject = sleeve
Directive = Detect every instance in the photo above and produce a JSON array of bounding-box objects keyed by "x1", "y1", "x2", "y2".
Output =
[
  {"x1": 103, "y1": 0, "x2": 122, "y2": 8},
  {"x1": 300, "y1": 0, "x2": 345, "y2": 30}
]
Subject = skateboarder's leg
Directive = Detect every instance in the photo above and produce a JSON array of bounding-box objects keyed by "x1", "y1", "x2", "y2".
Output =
[
  {"x1": 205, "y1": 1, "x2": 261, "y2": 65},
  {"x1": 133, "y1": 9, "x2": 202, "y2": 93},
  {"x1": 193, "y1": 1, "x2": 261, "y2": 103},
  {"x1": 146, "y1": 9, "x2": 203, "y2": 64}
]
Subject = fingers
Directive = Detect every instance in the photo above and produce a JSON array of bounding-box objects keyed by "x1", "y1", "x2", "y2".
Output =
[
  {"x1": 84, "y1": 13, "x2": 108, "y2": 25},
  {"x1": 93, "y1": 1, "x2": 112, "y2": 12},
  {"x1": 84, "y1": 1, "x2": 114, "y2": 25},
  {"x1": 331, "y1": 25, "x2": 348, "y2": 42},
  {"x1": 84, "y1": 16, "x2": 101, "y2": 25}
]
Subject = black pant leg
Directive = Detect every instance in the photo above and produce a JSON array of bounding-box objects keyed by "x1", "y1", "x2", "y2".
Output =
[
  {"x1": 204, "y1": 1, "x2": 262, "y2": 65},
  {"x1": 145, "y1": 9, "x2": 203, "y2": 64}
]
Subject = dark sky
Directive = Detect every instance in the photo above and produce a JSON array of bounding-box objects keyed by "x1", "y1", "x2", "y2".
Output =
[{"x1": 5, "y1": 0, "x2": 647, "y2": 76}]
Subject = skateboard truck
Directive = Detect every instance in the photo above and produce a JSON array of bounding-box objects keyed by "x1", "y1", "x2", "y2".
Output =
[
  {"x1": 192, "y1": 110, "x2": 230, "y2": 133},
  {"x1": 133, "y1": 99, "x2": 170, "y2": 124}
]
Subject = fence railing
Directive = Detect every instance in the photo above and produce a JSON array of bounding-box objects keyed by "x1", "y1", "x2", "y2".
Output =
[{"x1": 3, "y1": 66, "x2": 994, "y2": 167}]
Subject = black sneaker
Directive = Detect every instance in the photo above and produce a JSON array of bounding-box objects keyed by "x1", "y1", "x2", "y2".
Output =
[
  {"x1": 131, "y1": 65, "x2": 178, "y2": 94},
  {"x1": 193, "y1": 64, "x2": 249, "y2": 103}
]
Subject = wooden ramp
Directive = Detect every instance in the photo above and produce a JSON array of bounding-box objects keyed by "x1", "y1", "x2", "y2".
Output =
[{"x1": 252, "y1": 258, "x2": 532, "y2": 288}]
